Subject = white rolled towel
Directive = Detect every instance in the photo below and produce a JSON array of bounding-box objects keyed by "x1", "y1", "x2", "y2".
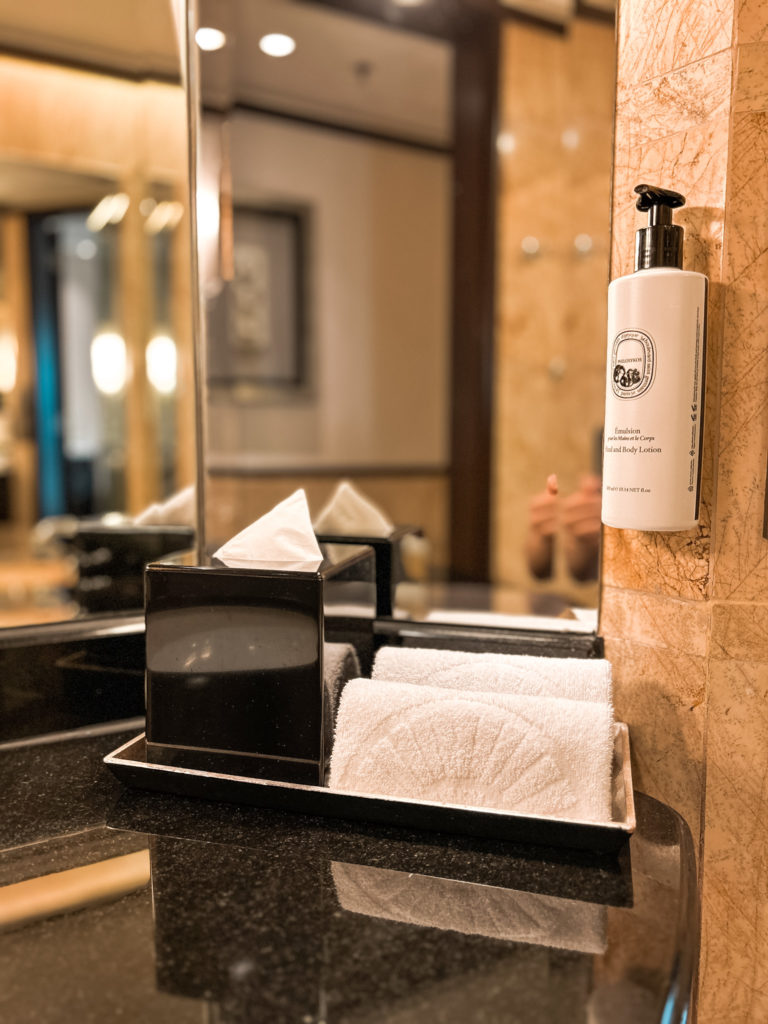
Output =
[
  {"x1": 329, "y1": 679, "x2": 614, "y2": 823},
  {"x1": 373, "y1": 647, "x2": 612, "y2": 705},
  {"x1": 332, "y1": 861, "x2": 607, "y2": 954}
]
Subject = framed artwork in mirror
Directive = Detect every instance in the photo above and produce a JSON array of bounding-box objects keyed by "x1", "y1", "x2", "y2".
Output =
[{"x1": 207, "y1": 206, "x2": 308, "y2": 394}]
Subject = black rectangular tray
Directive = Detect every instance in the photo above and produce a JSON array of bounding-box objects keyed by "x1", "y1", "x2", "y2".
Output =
[{"x1": 105, "y1": 723, "x2": 635, "y2": 853}]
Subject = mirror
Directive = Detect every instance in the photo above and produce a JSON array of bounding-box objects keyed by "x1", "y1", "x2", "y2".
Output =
[
  {"x1": 193, "y1": 0, "x2": 614, "y2": 632},
  {"x1": 0, "y1": 0, "x2": 196, "y2": 629}
]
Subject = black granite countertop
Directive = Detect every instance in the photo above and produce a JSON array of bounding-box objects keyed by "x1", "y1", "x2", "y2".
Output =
[{"x1": 0, "y1": 723, "x2": 698, "y2": 1024}]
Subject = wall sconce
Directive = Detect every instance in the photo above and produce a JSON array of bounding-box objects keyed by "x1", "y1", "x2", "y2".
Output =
[
  {"x1": 90, "y1": 330, "x2": 127, "y2": 396},
  {"x1": 0, "y1": 330, "x2": 18, "y2": 394},
  {"x1": 146, "y1": 334, "x2": 177, "y2": 395}
]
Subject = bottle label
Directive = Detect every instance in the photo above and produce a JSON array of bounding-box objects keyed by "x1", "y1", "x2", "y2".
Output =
[{"x1": 610, "y1": 329, "x2": 655, "y2": 399}]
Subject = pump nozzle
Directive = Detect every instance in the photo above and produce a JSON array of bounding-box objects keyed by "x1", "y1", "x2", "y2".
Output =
[
  {"x1": 635, "y1": 184, "x2": 685, "y2": 213},
  {"x1": 633, "y1": 184, "x2": 686, "y2": 271}
]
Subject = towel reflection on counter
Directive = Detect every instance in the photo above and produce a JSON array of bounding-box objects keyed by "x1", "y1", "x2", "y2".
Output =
[{"x1": 331, "y1": 861, "x2": 607, "y2": 954}]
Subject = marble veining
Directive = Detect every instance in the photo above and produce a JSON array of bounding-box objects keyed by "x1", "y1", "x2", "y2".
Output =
[
  {"x1": 601, "y1": 526, "x2": 712, "y2": 600},
  {"x1": 603, "y1": 2, "x2": 768, "y2": 1021},
  {"x1": 603, "y1": 636, "x2": 707, "y2": 846},
  {"x1": 734, "y1": 42, "x2": 768, "y2": 110},
  {"x1": 616, "y1": 49, "x2": 733, "y2": 145},
  {"x1": 712, "y1": 111, "x2": 768, "y2": 601},
  {"x1": 600, "y1": 586, "x2": 710, "y2": 657},
  {"x1": 699, "y1": 659, "x2": 768, "y2": 1023},
  {"x1": 710, "y1": 601, "x2": 768, "y2": 658},
  {"x1": 617, "y1": 0, "x2": 732, "y2": 85},
  {"x1": 736, "y1": 0, "x2": 768, "y2": 43}
]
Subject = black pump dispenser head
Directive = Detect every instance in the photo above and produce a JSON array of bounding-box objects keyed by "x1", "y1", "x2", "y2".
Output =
[{"x1": 633, "y1": 184, "x2": 685, "y2": 271}]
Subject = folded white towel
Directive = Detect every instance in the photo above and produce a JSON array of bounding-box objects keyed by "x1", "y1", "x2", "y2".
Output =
[
  {"x1": 373, "y1": 647, "x2": 612, "y2": 705},
  {"x1": 134, "y1": 484, "x2": 196, "y2": 528},
  {"x1": 329, "y1": 679, "x2": 614, "y2": 822},
  {"x1": 313, "y1": 480, "x2": 394, "y2": 537},
  {"x1": 331, "y1": 861, "x2": 607, "y2": 953}
]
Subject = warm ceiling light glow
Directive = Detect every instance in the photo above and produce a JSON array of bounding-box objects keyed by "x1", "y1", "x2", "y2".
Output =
[
  {"x1": 195, "y1": 27, "x2": 227, "y2": 51},
  {"x1": 196, "y1": 188, "x2": 220, "y2": 241},
  {"x1": 86, "y1": 193, "x2": 130, "y2": 233},
  {"x1": 258, "y1": 33, "x2": 296, "y2": 57},
  {"x1": 561, "y1": 128, "x2": 580, "y2": 150},
  {"x1": 496, "y1": 131, "x2": 516, "y2": 155},
  {"x1": 143, "y1": 200, "x2": 184, "y2": 235},
  {"x1": 90, "y1": 331, "x2": 127, "y2": 396},
  {"x1": 146, "y1": 334, "x2": 177, "y2": 395},
  {"x1": 0, "y1": 330, "x2": 18, "y2": 394}
]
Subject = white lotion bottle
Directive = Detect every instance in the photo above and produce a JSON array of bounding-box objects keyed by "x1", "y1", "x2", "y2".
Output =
[{"x1": 602, "y1": 184, "x2": 707, "y2": 531}]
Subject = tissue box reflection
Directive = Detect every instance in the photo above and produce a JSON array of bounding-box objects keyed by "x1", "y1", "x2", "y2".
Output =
[
  {"x1": 144, "y1": 546, "x2": 374, "y2": 785},
  {"x1": 315, "y1": 526, "x2": 427, "y2": 618}
]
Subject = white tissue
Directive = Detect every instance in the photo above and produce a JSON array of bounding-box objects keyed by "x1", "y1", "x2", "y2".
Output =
[
  {"x1": 213, "y1": 489, "x2": 322, "y2": 569},
  {"x1": 329, "y1": 679, "x2": 614, "y2": 823},
  {"x1": 134, "y1": 484, "x2": 196, "y2": 528},
  {"x1": 332, "y1": 862, "x2": 607, "y2": 953},
  {"x1": 373, "y1": 647, "x2": 612, "y2": 705},
  {"x1": 313, "y1": 480, "x2": 393, "y2": 538}
]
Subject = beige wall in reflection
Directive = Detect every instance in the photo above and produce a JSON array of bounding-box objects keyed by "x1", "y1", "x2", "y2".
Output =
[
  {"x1": 492, "y1": 17, "x2": 614, "y2": 604},
  {"x1": 205, "y1": 114, "x2": 451, "y2": 468}
]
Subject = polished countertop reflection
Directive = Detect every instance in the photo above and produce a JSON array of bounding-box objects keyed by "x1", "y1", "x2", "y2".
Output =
[{"x1": 0, "y1": 726, "x2": 698, "y2": 1023}]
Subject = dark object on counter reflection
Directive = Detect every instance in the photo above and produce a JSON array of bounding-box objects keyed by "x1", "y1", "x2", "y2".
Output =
[
  {"x1": 144, "y1": 545, "x2": 375, "y2": 786},
  {"x1": 316, "y1": 525, "x2": 425, "y2": 618},
  {"x1": 55, "y1": 521, "x2": 195, "y2": 614},
  {"x1": 0, "y1": 620, "x2": 146, "y2": 743}
]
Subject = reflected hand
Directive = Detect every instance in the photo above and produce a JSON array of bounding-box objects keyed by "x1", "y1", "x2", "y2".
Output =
[
  {"x1": 562, "y1": 474, "x2": 602, "y2": 582},
  {"x1": 526, "y1": 474, "x2": 559, "y2": 580}
]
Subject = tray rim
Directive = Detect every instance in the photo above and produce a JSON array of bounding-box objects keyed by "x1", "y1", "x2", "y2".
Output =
[{"x1": 104, "y1": 723, "x2": 636, "y2": 850}]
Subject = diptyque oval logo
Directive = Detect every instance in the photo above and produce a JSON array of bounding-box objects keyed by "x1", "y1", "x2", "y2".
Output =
[{"x1": 611, "y1": 329, "x2": 655, "y2": 399}]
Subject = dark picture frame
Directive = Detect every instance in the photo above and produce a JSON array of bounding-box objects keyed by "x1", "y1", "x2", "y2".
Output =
[{"x1": 207, "y1": 205, "x2": 308, "y2": 391}]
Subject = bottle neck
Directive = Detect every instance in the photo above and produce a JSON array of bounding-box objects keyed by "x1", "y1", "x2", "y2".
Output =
[{"x1": 634, "y1": 223, "x2": 683, "y2": 271}]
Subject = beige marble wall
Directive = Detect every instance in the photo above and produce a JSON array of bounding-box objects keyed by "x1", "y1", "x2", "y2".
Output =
[
  {"x1": 603, "y1": 2, "x2": 768, "y2": 1020},
  {"x1": 492, "y1": 16, "x2": 614, "y2": 607}
]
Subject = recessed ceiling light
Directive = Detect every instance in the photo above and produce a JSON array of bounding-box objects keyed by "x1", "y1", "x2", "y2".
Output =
[
  {"x1": 561, "y1": 128, "x2": 580, "y2": 150},
  {"x1": 195, "y1": 27, "x2": 227, "y2": 51},
  {"x1": 258, "y1": 33, "x2": 296, "y2": 58},
  {"x1": 496, "y1": 131, "x2": 516, "y2": 155}
]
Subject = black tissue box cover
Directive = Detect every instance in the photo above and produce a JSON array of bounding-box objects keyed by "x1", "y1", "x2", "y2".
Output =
[{"x1": 144, "y1": 547, "x2": 373, "y2": 785}]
